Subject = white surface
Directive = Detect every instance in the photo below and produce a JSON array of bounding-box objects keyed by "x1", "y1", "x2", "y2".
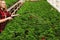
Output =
[
  {"x1": 47, "y1": 0, "x2": 60, "y2": 12},
  {"x1": 20, "y1": 0, "x2": 25, "y2": 2}
]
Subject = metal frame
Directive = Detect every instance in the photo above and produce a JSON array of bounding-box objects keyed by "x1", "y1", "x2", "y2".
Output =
[{"x1": 7, "y1": 0, "x2": 24, "y2": 14}]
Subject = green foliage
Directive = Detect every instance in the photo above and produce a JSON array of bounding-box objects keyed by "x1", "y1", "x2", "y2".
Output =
[
  {"x1": 5, "y1": 0, "x2": 18, "y2": 8},
  {"x1": 0, "y1": 0, "x2": 60, "y2": 40}
]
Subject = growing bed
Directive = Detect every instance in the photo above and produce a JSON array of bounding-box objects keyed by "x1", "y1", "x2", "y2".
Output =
[{"x1": 0, "y1": 0, "x2": 60, "y2": 40}]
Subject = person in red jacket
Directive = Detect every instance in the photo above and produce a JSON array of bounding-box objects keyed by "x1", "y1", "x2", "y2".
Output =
[{"x1": 0, "y1": 0, "x2": 19, "y2": 33}]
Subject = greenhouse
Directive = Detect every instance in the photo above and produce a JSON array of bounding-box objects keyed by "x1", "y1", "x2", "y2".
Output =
[
  {"x1": 47, "y1": 0, "x2": 60, "y2": 12},
  {"x1": 0, "y1": 0, "x2": 60, "y2": 40}
]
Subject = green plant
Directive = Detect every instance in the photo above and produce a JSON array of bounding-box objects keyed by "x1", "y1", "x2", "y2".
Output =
[{"x1": 0, "y1": 0, "x2": 60, "y2": 40}]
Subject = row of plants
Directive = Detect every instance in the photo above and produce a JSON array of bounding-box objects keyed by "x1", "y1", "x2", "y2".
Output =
[
  {"x1": 0, "y1": 0, "x2": 60, "y2": 40},
  {"x1": 5, "y1": 0, "x2": 18, "y2": 8}
]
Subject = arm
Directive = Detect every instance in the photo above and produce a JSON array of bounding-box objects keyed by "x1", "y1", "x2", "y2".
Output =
[
  {"x1": 0, "y1": 17, "x2": 12, "y2": 23},
  {"x1": 7, "y1": 12, "x2": 19, "y2": 17},
  {"x1": 0, "y1": 14, "x2": 19, "y2": 23}
]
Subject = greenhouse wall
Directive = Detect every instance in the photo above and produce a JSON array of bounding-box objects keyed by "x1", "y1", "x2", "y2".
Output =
[
  {"x1": 26, "y1": 0, "x2": 39, "y2": 1},
  {"x1": 47, "y1": 0, "x2": 60, "y2": 12}
]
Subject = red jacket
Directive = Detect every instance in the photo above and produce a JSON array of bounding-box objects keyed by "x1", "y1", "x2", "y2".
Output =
[{"x1": 0, "y1": 9, "x2": 11, "y2": 32}]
